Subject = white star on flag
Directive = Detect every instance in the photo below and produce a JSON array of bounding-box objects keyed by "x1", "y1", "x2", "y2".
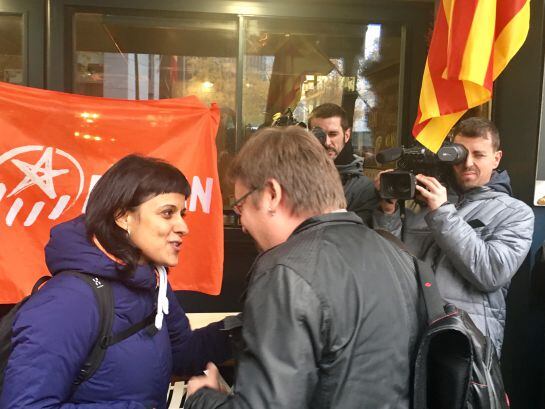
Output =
[{"x1": 7, "y1": 147, "x2": 69, "y2": 199}]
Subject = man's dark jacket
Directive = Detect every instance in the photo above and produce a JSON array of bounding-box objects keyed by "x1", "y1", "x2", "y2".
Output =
[
  {"x1": 335, "y1": 142, "x2": 377, "y2": 225},
  {"x1": 185, "y1": 212, "x2": 422, "y2": 409}
]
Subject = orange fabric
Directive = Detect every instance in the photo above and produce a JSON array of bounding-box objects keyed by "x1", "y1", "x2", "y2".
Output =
[
  {"x1": 413, "y1": 0, "x2": 530, "y2": 152},
  {"x1": 0, "y1": 82, "x2": 223, "y2": 303}
]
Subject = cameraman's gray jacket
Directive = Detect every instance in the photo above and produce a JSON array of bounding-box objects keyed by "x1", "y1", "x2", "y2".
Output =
[
  {"x1": 373, "y1": 170, "x2": 534, "y2": 354},
  {"x1": 185, "y1": 212, "x2": 421, "y2": 409},
  {"x1": 336, "y1": 154, "x2": 377, "y2": 226}
]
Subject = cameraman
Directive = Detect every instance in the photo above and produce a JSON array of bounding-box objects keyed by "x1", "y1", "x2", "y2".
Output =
[
  {"x1": 309, "y1": 103, "x2": 377, "y2": 225},
  {"x1": 373, "y1": 117, "x2": 534, "y2": 356}
]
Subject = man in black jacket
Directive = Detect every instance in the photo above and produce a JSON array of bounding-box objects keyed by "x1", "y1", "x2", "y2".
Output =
[
  {"x1": 185, "y1": 126, "x2": 421, "y2": 409},
  {"x1": 308, "y1": 103, "x2": 377, "y2": 225}
]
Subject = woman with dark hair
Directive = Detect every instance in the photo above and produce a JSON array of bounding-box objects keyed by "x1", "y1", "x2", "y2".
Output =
[{"x1": 1, "y1": 155, "x2": 230, "y2": 408}]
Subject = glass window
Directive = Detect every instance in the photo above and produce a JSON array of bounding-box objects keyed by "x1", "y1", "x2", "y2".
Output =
[
  {"x1": 0, "y1": 14, "x2": 23, "y2": 85},
  {"x1": 242, "y1": 18, "x2": 402, "y2": 170},
  {"x1": 73, "y1": 13, "x2": 237, "y2": 103},
  {"x1": 73, "y1": 12, "x2": 238, "y2": 212},
  {"x1": 72, "y1": 13, "x2": 404, "y2": 221}
]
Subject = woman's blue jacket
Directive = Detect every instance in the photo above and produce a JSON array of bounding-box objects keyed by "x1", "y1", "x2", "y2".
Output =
[{"x1": 1, "y1": 215, "x2": 230, "y2": 408}]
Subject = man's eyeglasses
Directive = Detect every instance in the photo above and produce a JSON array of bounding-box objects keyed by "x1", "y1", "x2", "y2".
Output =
[{"x1": 232, "y1": 187, "x2": 258, "y2": 216}]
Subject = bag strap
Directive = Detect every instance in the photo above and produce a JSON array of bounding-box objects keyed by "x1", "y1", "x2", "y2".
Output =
[
  {"x1": 413, "y1": 258, "x2": 449, "y2": 324},
  {"x1": 63, "y1": 272, "x2": 114, "y2": 386},
  {"x1": 64, "y1": 272, "x2": 159, "y2": 384},
  {"x1": 101, "y1": 311, "x2": 157, "y2": 348},
  {"x1": 31, "y1": 276, "x2": 51, "y2": 294},
  {"x1": 375, "y1": 229, "x2": 447, "y2": 323},
  {"x1": 375, "y1": 228, "x2": 411, "y2": 253},
  {"x1": 8, "y1": 272, "x2": 155, "y2": 394}
]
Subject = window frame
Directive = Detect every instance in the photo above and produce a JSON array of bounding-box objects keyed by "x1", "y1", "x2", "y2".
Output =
[{"x1": 0, "y1": 0, "x2": 45, "y2": 87}]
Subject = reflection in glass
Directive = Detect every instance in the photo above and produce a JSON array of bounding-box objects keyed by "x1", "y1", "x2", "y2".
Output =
[
  {"x1": 0, "y1": 15, "x2": 23, "y2": 85},
  {"x1": 73, "y1": 13, "x2": 238, "y2": 211},
  {"x1": 243, "y1": 18, "x2": 402, "y2": 167},
  {"x1": 73, "y1": 13, "x2": 236, "y2": 104}
]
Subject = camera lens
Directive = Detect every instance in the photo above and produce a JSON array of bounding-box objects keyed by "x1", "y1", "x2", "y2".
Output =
[
  {"x1": 380, "y1": 171, "x2": 416, "y2": 200},
  {"x1": 437, "y1": 143, "x2": 468, "y2": 164}
]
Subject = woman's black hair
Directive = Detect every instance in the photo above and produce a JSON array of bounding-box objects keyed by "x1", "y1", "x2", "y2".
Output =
[{"x1": 85, "y1": 154, "x2": 191, "y2": 275}]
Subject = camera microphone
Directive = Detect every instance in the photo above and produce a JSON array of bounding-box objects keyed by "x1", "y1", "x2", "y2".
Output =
[{"x1": 376, "y1": 147, "x2": 404, "y2": 164}]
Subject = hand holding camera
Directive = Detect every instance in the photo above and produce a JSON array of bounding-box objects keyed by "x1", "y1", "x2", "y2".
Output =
[{"x1": 414, "y1": 174, "x2": 448, "y2": 211}]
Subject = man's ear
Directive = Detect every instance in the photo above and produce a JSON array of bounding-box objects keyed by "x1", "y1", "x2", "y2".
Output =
[
  {"x1": 344, "y1": 128, "x2": 351, "y2": 143},
  {"x1": 264, "y1": 178, "x2": 283, "y2": 212},
  {"x1": 494, "y1": 150, "x2": 503, "y2": 168}
]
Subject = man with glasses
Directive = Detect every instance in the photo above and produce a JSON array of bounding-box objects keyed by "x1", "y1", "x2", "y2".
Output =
[
  {"x1": 184, "y1": 126, "x2": 421, "y2": 409},
  {"x1": 308, "y1": 103, "x2": 377, "y2": 226}
]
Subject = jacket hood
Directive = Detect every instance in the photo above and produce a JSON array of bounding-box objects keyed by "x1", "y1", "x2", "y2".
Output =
[
  {"x1": 448, "y1": 170, "x2": 513, "y2": 203},
  {"x1": 486, "y1": 169, "x2": 512, "y2": 196},
  {"x1": 460, "y1": 169, "x2": 512, "y2": 201},
  {"x1": 45, "y1": 215, "x2": 157, "y2": 290}
]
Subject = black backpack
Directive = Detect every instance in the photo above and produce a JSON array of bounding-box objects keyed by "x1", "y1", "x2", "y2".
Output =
[
  {"x1": 0, "y1": 271, "x2": 155, "y2": 395},
  {"x1": 412, "y1": 258, "x2": 509, "y2": 409},
  {"x1": 376, "y1": 229, "x2": 509, "y2": 409}
]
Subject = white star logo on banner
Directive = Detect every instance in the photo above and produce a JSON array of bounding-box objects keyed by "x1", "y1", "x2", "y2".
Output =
[{"x1": 7, "y1": 147, "x2": 69, "y2": 199}]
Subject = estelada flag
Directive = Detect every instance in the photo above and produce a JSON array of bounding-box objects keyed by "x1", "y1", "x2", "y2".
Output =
[
  {"x1": 413, "y1": 0, "x2": 530, "y2": 152},
  {"x1": 0, "y1": 81, "x2": 223, "y2": 303}
]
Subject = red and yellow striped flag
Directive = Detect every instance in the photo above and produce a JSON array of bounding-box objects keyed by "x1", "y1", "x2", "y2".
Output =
[{"x1": 413, "y1": 0, "x2": 530, "y2": 152}]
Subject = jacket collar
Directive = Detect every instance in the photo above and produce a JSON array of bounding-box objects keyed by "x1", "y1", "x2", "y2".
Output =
[
  {"x1": 334, "y1": 140, "x2": 355, "y2": 166},
  {"x1": 243, "y1": 211, "x2": 363, "y2": 299},
  {"x1": 455, "y1": 170, "x2": 512, "y2": 203},
  {"x1": 291, "y1": 211, "x2": 363, "y2": 238},
  {"x1": 252, "y1": 211, "x2": 362, "y2": 260}
]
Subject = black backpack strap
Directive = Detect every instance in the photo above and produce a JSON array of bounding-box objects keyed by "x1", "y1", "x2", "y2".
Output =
[
  {"x1": 101, "y1": 311, "x2": 156, "y2": 348},
  {"x1": 63, "y1": 272, "x2": 158, "y2": 387},
  {"x1": 413, "y1": 258, "x2": 449, "y2": 324},
  {"x1": 375, "y1": 229, "x2": 447, "y2": 323},
  {"x1": 31, "y1": 276, "x2": 51, "y2": 294},
  {"x1": 375, "y1": 229, "x2": 412, "y2": 254},
  {"x1": 62, "y1": 272, "x2": 114, "y2": 386}
]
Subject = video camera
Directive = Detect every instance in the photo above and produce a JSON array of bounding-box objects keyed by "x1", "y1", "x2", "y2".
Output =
[
  {"x1": 271, "y1": 109, "x2": 327, "y2": 146},
  {"x1": 376, "y1": 142, "x2": 468, "y2": 200},
  {"x1": 271, "y1": 108, "x2": 307, "y2": 128}
]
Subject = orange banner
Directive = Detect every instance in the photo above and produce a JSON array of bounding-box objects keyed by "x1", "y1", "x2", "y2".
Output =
[{"x1": 0, "y1": 82, "x2": 223, "y2": 303}]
